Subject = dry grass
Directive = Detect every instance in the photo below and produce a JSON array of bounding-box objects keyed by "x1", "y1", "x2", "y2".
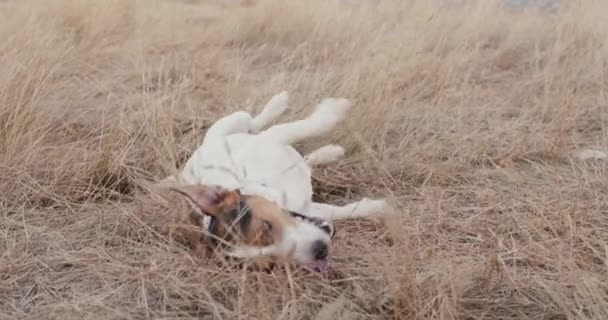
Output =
[{"x1": 1, "y1": 0, "x2": 607, "y2": 319}]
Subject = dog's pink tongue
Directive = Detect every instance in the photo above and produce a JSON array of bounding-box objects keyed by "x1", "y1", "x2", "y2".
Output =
[{"x1": 309, "y1": 259, "x2": 330, "y2": 273}]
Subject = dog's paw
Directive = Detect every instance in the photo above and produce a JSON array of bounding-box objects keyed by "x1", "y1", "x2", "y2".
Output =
[
  {"x1": 356, "y1": 198, "x2": 392, "y2": 215},
  {"x1": 317, "y1": 97, "x2": 351, "y2": 114},
  {"x1": 252, "y1": 91, "x2": 289, "y2": 131},
  {"x1": 319, "y1": 145, "x2": 345, "y2": 161},
  {"x1": 305, "y1": 144, "x2": 345, "y2": 166},
  {"x1": 311, "y1": 98, "x2": 351, "y2": 125},
  {"x1": 271, "y1": 91, "x2": 289, "y2": 106},
  {"x1": 263, "y1": 91, "x2": 289, "y2": 117}
]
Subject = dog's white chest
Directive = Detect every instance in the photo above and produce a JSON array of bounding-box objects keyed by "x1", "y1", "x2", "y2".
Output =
[{"x1": 182, "y1": 133, "x2": 313, "y2": 213}]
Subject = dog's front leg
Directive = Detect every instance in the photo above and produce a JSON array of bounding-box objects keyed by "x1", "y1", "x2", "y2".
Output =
[
  {"x1": 251, "y1": 91, "x2": 289, "y2": 132},
  {"x1": 304, "y1": 199, "x2": 390, "y2": 221}
]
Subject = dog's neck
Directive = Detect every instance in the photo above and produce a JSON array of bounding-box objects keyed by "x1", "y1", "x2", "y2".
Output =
[{"x1": 198, "y1": 162, "x2": 275, "y2": 193}]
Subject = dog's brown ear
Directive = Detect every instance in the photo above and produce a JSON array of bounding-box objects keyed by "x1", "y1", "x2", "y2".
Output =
[{"x1": 169, "y1": 185, "x2": 240, "y2": 217}]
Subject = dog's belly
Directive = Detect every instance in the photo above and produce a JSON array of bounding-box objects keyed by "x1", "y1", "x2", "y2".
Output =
[
  {"x1": 185, "y1": 133, "x2": 313, "y2": 213},
  {"x1": 229, "y1": 134, "x2": 313, "y2": 212}
]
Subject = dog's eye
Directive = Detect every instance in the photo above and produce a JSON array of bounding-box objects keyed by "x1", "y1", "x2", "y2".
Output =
[
  {"x1": 317, "y1": 221, "x2": 335, "y2": 237},
  {"x1": 263, "y1": 220, "x2": 273, "y2": 231},
  {"x1": 320, "y1": 225, "x2": 332, "y2": 235}
]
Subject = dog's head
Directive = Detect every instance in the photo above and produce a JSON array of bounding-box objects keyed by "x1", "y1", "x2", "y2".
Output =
[{"x1": 169, "y1": 184, "x2": 334, "y2": 272}]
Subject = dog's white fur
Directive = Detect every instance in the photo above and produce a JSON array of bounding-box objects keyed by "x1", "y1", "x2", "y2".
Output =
[{"x1": 158, "y1": 92, "x2": 389, "y2": 263}]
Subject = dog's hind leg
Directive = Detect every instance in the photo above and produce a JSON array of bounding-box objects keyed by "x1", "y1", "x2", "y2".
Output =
[
  {"x1": 202, "y1": 111, "x2": 255, "y2": 145},
  {"x1": 259, "y1": 97, "x2": 351, "y2": 146},
  {"x1": 202, "y1": 91, "x2": 289, "y2": 144},
  {"x1": 304, "y1": 145, "x2": 345, "y2": 166},
  {"x1": 303, "y1": 199, "x2": 389, "y2": 221},
  {"x1": 251, "y1": 91, "x2": 289, "y2": 133}
]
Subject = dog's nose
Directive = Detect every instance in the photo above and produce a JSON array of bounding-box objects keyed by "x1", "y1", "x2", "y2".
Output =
[{"x1": 312, "y1": 240, "x2": 328, "y2": 260}]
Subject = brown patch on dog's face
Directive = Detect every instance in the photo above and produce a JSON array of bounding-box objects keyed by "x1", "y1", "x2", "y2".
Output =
[
  {"x1": 169, "y1": 185, "x2": 294, "y2": 249},
  {"x1": 240, "y1": 195, "x2": 295, "y2": 246}
]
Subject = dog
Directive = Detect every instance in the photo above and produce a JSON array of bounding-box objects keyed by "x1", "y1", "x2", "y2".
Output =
[{"x1": 154, "y1": 92, "x2": 390, "y2": 272}]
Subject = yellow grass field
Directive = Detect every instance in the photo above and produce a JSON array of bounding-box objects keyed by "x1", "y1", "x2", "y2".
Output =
[{"x1": 1, "y1": 0, "x2": 607, "y2": 319}]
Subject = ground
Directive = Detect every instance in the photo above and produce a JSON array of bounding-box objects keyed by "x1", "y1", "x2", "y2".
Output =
[{"x1": 1, "y1": 0, "x2": 607, "y2": 319}]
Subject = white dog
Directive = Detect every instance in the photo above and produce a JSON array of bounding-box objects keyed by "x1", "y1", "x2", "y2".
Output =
[{"x1": 156, "y1": 92, "x2": 389, "y2": 272}]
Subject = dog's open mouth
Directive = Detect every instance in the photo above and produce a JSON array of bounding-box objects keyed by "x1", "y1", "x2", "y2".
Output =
[{"x1": 305, "y1": 259, "x2": 330, "y2": 272}]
